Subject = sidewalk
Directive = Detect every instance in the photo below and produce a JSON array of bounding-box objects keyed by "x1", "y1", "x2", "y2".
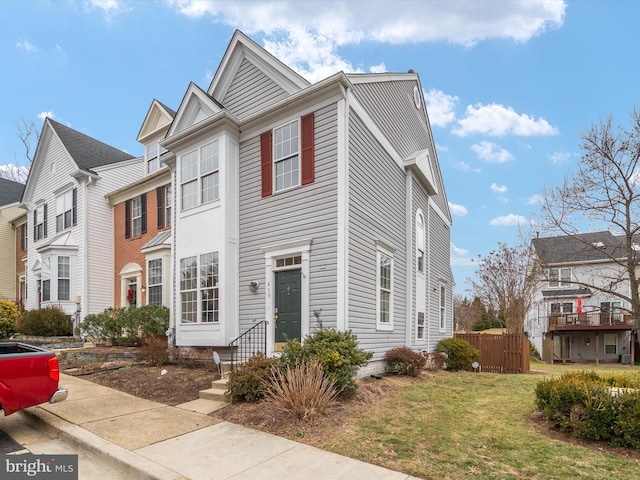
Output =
[{"x1": 21, "y1": 374, "x2": 421, "y2": 480}]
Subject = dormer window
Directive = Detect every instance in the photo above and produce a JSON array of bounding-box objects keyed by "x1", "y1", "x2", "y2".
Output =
[{"x1": 549, "y1": 267, "x2": 571, "y2": 288}]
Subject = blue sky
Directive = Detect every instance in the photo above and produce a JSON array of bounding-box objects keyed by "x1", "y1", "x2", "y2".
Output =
[{"x1": 1, "y1": 0, "x2": 637, "y2": 295}]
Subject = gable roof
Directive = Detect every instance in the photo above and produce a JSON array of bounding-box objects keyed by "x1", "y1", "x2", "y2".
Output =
[
  {"x1": 208, "y1": 30, "x2": 309, "y2": 102},
  {"x1": 167, "y1": 82, "x2": 227, "y2": 138},
  {"x1": 0, "y1": 178, "x2": 25, "y2": 206},
  {"x1": 532, "y1": 231, "x2": 629, "y2": 264},
  {"x1": 136, "y1": 99, "x2": 176, "y2": 143},
  {"x1": 48, "y1": 119, "x2": 135, "y2": 172}
]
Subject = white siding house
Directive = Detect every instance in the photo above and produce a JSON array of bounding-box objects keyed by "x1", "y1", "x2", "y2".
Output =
[
  {"x1": 20, "y1": 118, "x2": 144, "y2": 325},
  {"x1": 527, "y1": 231, "x2": 636, "y2": 364},
  {"x1": 160, "y1": 31, "x2": 454, "y2": 371}
]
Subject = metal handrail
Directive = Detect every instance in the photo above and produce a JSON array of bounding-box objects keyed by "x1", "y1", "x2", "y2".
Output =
[{"x1": 229, "y1": 320, "x2": 268, "y2": 371}]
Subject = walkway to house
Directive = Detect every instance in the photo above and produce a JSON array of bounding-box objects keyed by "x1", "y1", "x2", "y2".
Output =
[{"x1": 18, "y1": 374, "x2": 420, "y2": 480}]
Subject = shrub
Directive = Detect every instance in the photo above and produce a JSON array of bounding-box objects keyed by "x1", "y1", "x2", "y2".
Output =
[
  {"x1": 17, "y1": 306, "x2": 72, "y2": 336},
  {"x1": 227, "y1": 353, "x2": 279, "y2": 402},
  {"x1": 385, "y1": 347, "x2": 426, "y2": 376},
  {"x1": 80, "y1": 305, "x2": 170, "y2": 344},
  {"x1": 279, "y1": 329, "x2": 373, "y2": 395},
  {"x1": 0, "y1": 300, "x2": 19, "y2": 339},
  {"x1": 534, "y1": 370, "x2": 640, "y2": 448},
  {"x1": 137, "y1": 337, "x2": 169, "y2": 366},
  {"x1": 425, "y1": 351, "x2": 447, "y2": 371},
  {"x1": 435, "y1": 338, "x2": 480, "y2": 371},
  {"x1": 264, "y1": 359, "x2": 339, "y2": 421}
]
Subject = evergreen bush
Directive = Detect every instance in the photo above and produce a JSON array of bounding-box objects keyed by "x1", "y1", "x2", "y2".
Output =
[
  {"x1": 17, "y1": 306, "x2": 72, "y2": 336},
  {"x1": 227, "y1": 353, "x2": 279, "y2": 402},
  {"x1": 0, "y1": 299, "x2": 19, "y2": 339},
  {"x1": 435, "y1": 337, "x2": 480, "y2": 371}
]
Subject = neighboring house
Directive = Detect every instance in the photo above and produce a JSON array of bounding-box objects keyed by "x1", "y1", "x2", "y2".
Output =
[
  {"x1": 160, "y1": 30, "x2": 453, "y2": 371},
  {"x1": 0, "y1": 178, "x2": 26, "y2": 301},
  {"x1": 11, "y1": 211, "x2": 28, "y2": 308},
  {"x1": 106, "y1": 100, "x2": 175, "y2": 309},
  {"x1": 20, "y1": 118, "x2": 144, "y2": 329},
  {"x1": 527, "y1": 231, "x2": 636, "y2": 364}
]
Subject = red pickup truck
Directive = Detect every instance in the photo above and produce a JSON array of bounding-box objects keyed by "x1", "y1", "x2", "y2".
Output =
[{"x1": 0, "y1": 342, "x2": 68, "y2": 416}]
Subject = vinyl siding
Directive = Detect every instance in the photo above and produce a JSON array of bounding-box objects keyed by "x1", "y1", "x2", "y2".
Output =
[
  {"x1": 86, "y1": 160, "x2": 145, "y2": 315},
  {"x1": 222, "y1": 58, "x2": 289, "y2": 120},
  {"x1": 350, "y1": 80, "x2": 451, "y2": 222},
  {"x1": 347, "y1": 109, "x2": 407, "y2": 360},
  {"x1": 428, "y1": 204, "x2": 453, "y2": 350},
  {"x1": 0, "y1": 204, "x2": 23, "y2": 300},
  {"x1": 238, "y1": 103, "x2": 339, "y2": 334}
]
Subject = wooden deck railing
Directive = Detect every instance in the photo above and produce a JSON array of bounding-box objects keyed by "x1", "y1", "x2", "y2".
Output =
[{"x1": 548, "y1": 312, "x2": 635, "y2": 330}]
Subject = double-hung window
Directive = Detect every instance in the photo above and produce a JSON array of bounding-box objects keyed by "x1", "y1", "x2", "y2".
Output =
[
  {"x1": 147, "y1": 141, "x2": 159, "y2": 173},
  {"x1": 34, "y1": 204, "x2": 47, "y2": 241},
  {"x1": 274, "y1": 120, "x2": 299, "y2": 192},
  {"x1": 148, "y1": 258, "x2": 163, "y2": 306},
  {"x1": 439, "y1": 285, "x2": 446, "y2": 331},
  {"x1": 156, "y1": 185, "x2": 172, "y2": 229},
  {"x1": 124, "y1": 194, "x2": 147, "y2": 238},
  {"x1": 20, "y1": 224, "x2": 27, "y2": 251},
  {"x1": 376, "y1": 244, "x2": 393, "y2": 330},
  {"x1": 180, "y1": 141, "x2": 219, "y2": 211},
  {"x1": 180, "y1": 252, "x2": 219, "y2": 324},
  {"x1": 416, "y1": 213, "x2": 425, "y2": 272},
  {"x1": 549, "y1": 267, "x2": 571, "y2": 287},
  {"x1": 56, "y1": 189, "x2": 76, "y2": 232},
  {"x1": 58, "y1": 256, "x2": 70, "y2": 301}
]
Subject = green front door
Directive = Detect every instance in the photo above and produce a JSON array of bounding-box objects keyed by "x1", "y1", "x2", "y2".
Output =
[{"x1": 275, "y1": 270, "x2": 301, "y2": 349}]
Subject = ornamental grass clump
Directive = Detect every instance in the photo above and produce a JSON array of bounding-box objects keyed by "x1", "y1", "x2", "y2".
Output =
[{"x1": 264, "y1": 359, "x2": 339, "y2": 421}]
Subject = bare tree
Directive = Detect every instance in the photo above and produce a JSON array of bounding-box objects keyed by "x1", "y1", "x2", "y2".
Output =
[
  {"x1": 538, "y1": 108, "x2": 640, "y2": 330},
  {"x1": 0, "y1": 118, "x2": 39, "y2": 183},
  {"x1": 469, "y1": 242, "x2": 538, "y2": 334}
]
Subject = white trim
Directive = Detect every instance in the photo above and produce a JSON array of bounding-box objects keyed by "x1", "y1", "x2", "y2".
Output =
[
  {"x1": 261, "y1": 239, "x2": 312, "y2": 356},
  {"x1": 415, "y1": 208, "x2": 427, "y2": 343},
  {"x1": 428, "y1": 196, "x2": 452, "y2": 227},
  {"x1": 405, "y1": 175, "x2": 413, "y2": 346},
  {"x1": 336, "y1": 95, "x2": 349, "y2": 331},
  {"x1": 439, "y1": 283, "x2": 447, "y2": 333}
]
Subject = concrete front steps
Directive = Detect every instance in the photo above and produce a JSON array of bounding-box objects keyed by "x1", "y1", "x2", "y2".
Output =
[{"x1": 176, "y1": 378, "x2": 231, "y2": 415}]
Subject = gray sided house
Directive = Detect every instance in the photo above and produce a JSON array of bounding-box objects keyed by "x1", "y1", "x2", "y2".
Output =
[
  {"x1": 527, "y1": 232, "x2": 636, "y2": 364},
  {"x1": 161, "y1": 30, "x2": 453, "y2": 372},
  {"x1": 20, "y1": 118, "x2": 144, "y2": 326}
]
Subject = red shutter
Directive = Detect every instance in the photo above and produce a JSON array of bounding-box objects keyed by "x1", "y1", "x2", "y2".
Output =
[
  {"x1": 301, "y1": 112, "x2": 315, "y2": 185},
  {"x1": 260, "y1": 131, "x2": 273, "y2": 197}
]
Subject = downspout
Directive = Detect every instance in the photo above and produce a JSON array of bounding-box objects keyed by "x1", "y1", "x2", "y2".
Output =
[
  {"x1": 427, "y1": 197, "x2": 431, "y2": 350},
  {"x1": 81, "y1": 177, "x2": 89, "y2": 321}
]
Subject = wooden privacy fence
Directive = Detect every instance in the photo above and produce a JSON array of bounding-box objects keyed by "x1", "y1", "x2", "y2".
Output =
[{"x1": 454, "y1": 333, "x2": 530, "y2": 374}]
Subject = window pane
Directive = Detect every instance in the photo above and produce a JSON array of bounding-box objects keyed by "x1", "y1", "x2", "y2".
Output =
[
  {"x1": 181, "y1": 180, "x2": 198, "y2": 210},
  {"x1": 181, "y1": 291, "x2": 197, "y2": 323},
  {"x1": 380, "y1": 290, "x2": 390, "y2": 323},
  {"x1": 275, "y1": 155, "x2": 299, "y2": 191},
  {"x1": 379, "y1": 255, "x2": 391, "y2": 290},
  {"x1": 201, "y1": 288, "x2": 219, "y2": 323},
  {"x1": 165, "y1": 186, "x2": 172, "y2": 227},
  {"x1": 180, "y1": 257, "x2": 197, "y2": 290},
  {"x1": 181, "y1": 151, "x2": 198, "y2": 181},
  {"x1": 200, "y1": 142, "x2": 219, "y2": 174},
  {"x1": 200, "y1": 253, "x2": 218, "y2": 288},
  {"x1": 201, "y1": 172, "x2": 219, "y2": 203}
]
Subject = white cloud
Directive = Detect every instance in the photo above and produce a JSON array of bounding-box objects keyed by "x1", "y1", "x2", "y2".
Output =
[
  {"x1": 369, "y1": 63, "x2": 386, "y2": 74},
  {"x1": 490, "y1": 214, "x2": 528, "y2": 226},
  {"x1": 167, "y1": 0, "x2": 565, "y2": 81},
  {"x1": 449, "y1": 202, "x2": 468, "y2": 217},
  {"x1": 451, "y1": 242, "x2": 475, "y2": 266},
  {"x1": 471, "y1": 141, "x2": 514, "y2": 163},
  {"x1": 16, "y1": 41, "x2": 38, "y2": 53},
  {"x1": 549, "y1": 150, "x2": 572, "y2": 165},
  {"x1": 491, "y1": 183, "x2": 508, "y2": 194},
  {"x1": 424, "y1": 89, "x2": 458, "y2": 127},
  {"x1": 89, "y1": 0, "x2": 131, "y2": 18},
  {"x1": 37, "y1": 111, "x2": 54, "y2": 120},
  {"x1": 528, "y1": 194, "x2": 543, "y2": 204},
  {"x1": 452, "y1": 103, "x2": 558, "y2": 137},
  {"x1": 454, "y1": 161, "x2": 480, "y2": 173}
]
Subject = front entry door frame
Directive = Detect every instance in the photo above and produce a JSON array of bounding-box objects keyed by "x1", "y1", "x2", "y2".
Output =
[
  {"x1": 262, "y1": 238, "x2": 312, "y2": 357},
  {"x1": 275, "y1": 269, "x2": 302, "y2": 349}
]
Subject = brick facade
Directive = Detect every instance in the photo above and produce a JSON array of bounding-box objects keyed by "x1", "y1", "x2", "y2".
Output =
[{"x1": 113, "y1": 186, "x2": 171, "y2": 308}]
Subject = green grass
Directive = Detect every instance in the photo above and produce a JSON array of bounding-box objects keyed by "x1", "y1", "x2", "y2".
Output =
[{"x1": 320, "y1": 361, "x2": 640, "y2": 480}]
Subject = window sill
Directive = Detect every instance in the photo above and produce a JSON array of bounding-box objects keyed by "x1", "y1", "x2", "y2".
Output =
[{"x1": 376, "y1": 324, "x2": 393, "y2": 332}]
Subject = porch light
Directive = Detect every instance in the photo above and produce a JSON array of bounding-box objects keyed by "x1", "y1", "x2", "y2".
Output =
[{"x1": 249, "y1": 281, "x2": 259, "y2": 293}]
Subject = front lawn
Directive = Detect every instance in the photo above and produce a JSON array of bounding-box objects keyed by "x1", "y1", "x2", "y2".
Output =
[{"x1": 318, "y1": 361, "x2": 640, "y2": 479}]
